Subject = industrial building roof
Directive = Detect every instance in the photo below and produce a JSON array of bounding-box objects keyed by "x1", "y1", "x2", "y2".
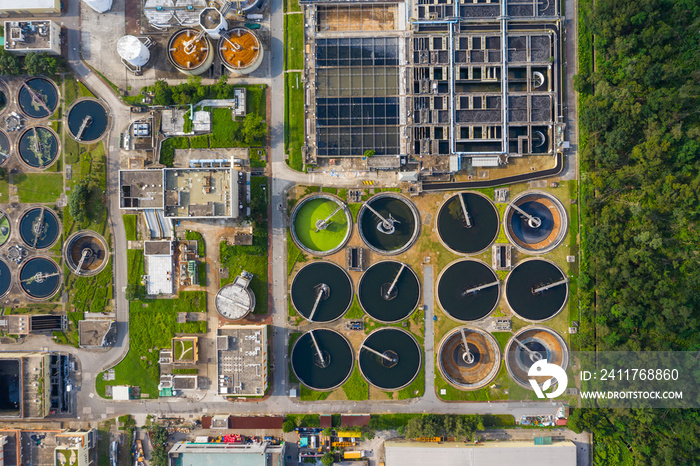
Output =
[
  {"x1": 0, "y1": 0, "x2": 58, "y2": 10},
  {"x1": 169, "y1": 441, "x2": 283, "y2": 466},
  {"x1": 216, "y1": 325, "x2": 267, "y2": 397},
  {"x1": 384, "y1": 440, "x2": 577, "y2": 465}
]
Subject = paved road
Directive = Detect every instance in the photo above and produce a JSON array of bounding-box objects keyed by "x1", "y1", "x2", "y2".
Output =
[
  {"x1": 20, "y1": 0, "x2": 568, "y2": 422},
  {"x1": 422, "y1": 265, "x2": 438, "y2": 404}
]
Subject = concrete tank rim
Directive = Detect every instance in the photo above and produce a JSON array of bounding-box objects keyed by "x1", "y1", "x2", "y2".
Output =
[
  {"x1": 436, "y1": 257, "x2": 501, "y2": 324},
  {"x1": 16, "y1": 76, "x2": 60, "y2": 120},
  {"x1": 18, "y1": 255, "x2": 62, "y2": 301},
  {"x1": 357, "y1": 326, "x2": 423, "y2": 391},
  {"x1": 437, "y1": 326, "x2": 501, "y2": 391},
  {"x1": 504, "y1": 257, "x2": 569, "y2": 323},
  {"x1": 504, "y1": 325, "x2": 570, "y2": 390},
  {"x1": 289, "y1": 193, "x2": 353, "y2": 256},
  {"x1": 503, "y1": 189, "x2": 568, "y2": 254},
  {"x1": 290, "y1": 328, "x2": 355, "y2": 392},
  {"x1": 65, "y1": 97, "x2": 111, "y2": 143},
  {"x1": 0, "y1": 78, "x2": 10, "y2": 117},
  {"x1": 18, "y1": 205, "x2": 61, "y2": 251},
  {"x1": 357, "y1": 192, "x2": 421, "y2": 256},
  {"x1": 63, "y1": 230, "x2": 110, "y2": 277},
  {"x1": 0, "y1": 206, "x2": 11, "y2": 247},
  {"x1": 289, "y1": 260, "x2": 354, "y2": 323},
  {"x1": 0, "y1": 128, "x2": 12, "y2": 167},
  {"x1": 17, "y1": 125, "x2": 61, "y2": 170},
  {"x1": 357, "y1": 259, "x2": 421, "y2": 324},
  {"x1": 0, "y1": 256, "x2": 13, "y2": 299},
  {"x1": 436, "y1": 190, "x2": 500, "y2": 256}
]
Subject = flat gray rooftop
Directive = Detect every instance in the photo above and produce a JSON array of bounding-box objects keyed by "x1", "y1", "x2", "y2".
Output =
[
  {"x1": 385, "y1": 440, "x2": 577, "y2": 466},
  {"x1": 120, "y1": 170, "x2": 164, "y2": 209},
  {"x1": 216, "y1": 325, "x2": 267, "y2": 397}
]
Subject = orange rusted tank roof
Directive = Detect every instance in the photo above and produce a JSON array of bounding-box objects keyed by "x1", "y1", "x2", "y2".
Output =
[
  {"x1": 169, "y1": 28, "x2": 210, "y2": 70},
  {"x1": 219, "y1": 28, "x2": 260, "y2": 69}
]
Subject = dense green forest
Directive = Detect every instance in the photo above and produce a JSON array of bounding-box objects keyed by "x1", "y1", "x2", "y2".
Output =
[{"x1": 571, "y1": 0, "x2": 700, "y2": 463}]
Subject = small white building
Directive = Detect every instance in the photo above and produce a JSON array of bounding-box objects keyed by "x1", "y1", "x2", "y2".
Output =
[{"x1": 144, "y1": 241, "x2": 174, "y2": 295}]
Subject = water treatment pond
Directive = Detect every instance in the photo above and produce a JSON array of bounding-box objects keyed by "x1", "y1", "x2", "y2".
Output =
[
  {"x1": 358, "y1": 193, "x2": 419, "y2": 254},
  {"x1": 19, "y1": 207, "x2": 60, "y2": 249},
  {"x1": 437, "y1": 259, "x2": 500, "y2": 322},
  {"x1": 505, "y1": 259, "x2": 567, "y2": 321},
  {"x1": 291, "y1": 261, "x2": 353, "y2": 322},
  {"x1": 18, "y1": 77, "x2": 59, "y2": 119},
  {"x1": 358, "y1": 261, "x2": 420, "y2": 322},
  {"x1": 291, "y1": 329, "x2": 354, "y2": 391},
  {"x1": 292, "y1": 195, "x2": 351, "y2": 254},
  {"x1": 19, "y1": 257, "x2": 61, "y2": 299},
  {"x1": 18, "y1": 126, "x2": 58, "y2": 168},
  {"x1": 437, "y1": 192, "x2": 499, "y2": 254},
  {"x1": 68, "y1": 100, "x2": 108, "y2": 142},
  {"x1": 359, "y1": 328, "x2": 422, "y2": 390}
]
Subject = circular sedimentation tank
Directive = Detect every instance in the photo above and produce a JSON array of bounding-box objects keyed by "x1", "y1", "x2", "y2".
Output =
[
  {"x1": 0, "y1": 258, "x2": 12, "y2": 298},
  {"x1": 358, "y1": 261, "x2": 420, "y2": 323},
  {"x1": 64, "y1": 231, "x2": 109, "y2": 276},
  {"x1": 437, "y1": 191, "x2": 499, "y2": 255},
  {"x1": 168, "y1": 28, "x2": 214, "y2": 75},
  {"x1": 67, "y1": 99, "x2": 109, "y2": 142},
  {"x1": 505, "y1": 326, "x2": 568, "y2": 390},
  {"x1": 291, "y1": 329, "x2": 354, "y2": 391},
  {"x1": 215, "y1": 281, "x2": 255, "y2": 321},
  {"x1": 0, "y1": 209, "x2": 10, "y2": 247},
  {"x1": 18, "y1": 126, "x2": 59, "y2": 168},
  {"x1": 0, "y1": 129, "x2": 10, "y2": 165},
  {"x1": 505, "y1": 259, "x2": 568, "y2": 322},
  {"x1": 18, "y1": 77, "x2": 59, "y2": 119},
  {"x1": 504, "y1": 191, "x2": 567, "y2": 253},
  {"x1": 438, "y1": 327, "x2": 501, "y2": 390},
  {"x1": 291, "y1": 261, "x2": 353, "y2": 322},
  {"x1": 437, "y1": 259, "x2": 500, "y2": 322},
  {"x1": 358, "y1": 193, "x2": 420, "y2": 255},
  {"x1": 291, "y1": 194, "x2": 352, "y2": 255},
  {"x1": 358, "y1": 328, "x2": 422, "y2": 390},
  {"x1": 19, "y1": 257, "x2": 61, "y2": 300},
  {"x1": 19, "y1": 207, "x2": 60, "y2": 250},
  {"x1": 219, "y1": 28, "x2": 264, "y2": 75}
]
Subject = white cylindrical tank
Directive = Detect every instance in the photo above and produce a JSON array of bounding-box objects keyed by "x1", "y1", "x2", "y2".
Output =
[
  {"x1": 199, "y1": 7, "x2": 228, "y2": 41},
  {"x1": 117, "y1": 36, "x2": 151, "y2": 67},
  {"x1": 82, "y1": 0, "x2": 113, "y2": 13}
]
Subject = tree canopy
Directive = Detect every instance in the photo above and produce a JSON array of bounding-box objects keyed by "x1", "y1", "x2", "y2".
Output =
[{"x1": 575, "y1": 0, "x2": 700, "y2": 463}]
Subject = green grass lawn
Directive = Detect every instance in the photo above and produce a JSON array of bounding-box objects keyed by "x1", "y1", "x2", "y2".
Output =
[
  {"x1": 285, "y1": 14, "x2": 304, "y2": 71},
  {"x1": 343, "y1": 367, "x2": 369, "y2": 400},
  {"x1": 159, "y1": 137, "x2": 189, "y2": 166},
  {"x1": 123, "y1": 215, "x2": 138, "y2": 241},
  {"x1": 398, "y1": 364, "x2": 425, "y2": 399},
  {"x1": 219, "y1": 176, "x2": 268, "y2": 314},
  {"x1": 287, "y1": 231, "x2": 308, "y2": 275},
  {"x1": 285, "y1": 72, "x2": 304, "y2": 171},
  {"x1": 220, "y1": 240, "x2": 268, "y2": 314},
  {"x1": 293, "y1": 198, "x2": 349, "y2": 252},
  {"x1": 127, "y1": 249, "x2": 144, "y2": 289},
  {"x1": 0, "y1": 176, "x2": 9, "y2": 203},
  {"x1": 64, "y1": 260, "x2": 113, "y2": 314},
  {"x1": 15, "y1": 173, "x2": 63, "y2": 203},
  {"x1": 96, "y1": 291, "x2": 206, "y2": 399},
  {"x1": 345, "y1": 296, "x2": 364, "y2": 319}
]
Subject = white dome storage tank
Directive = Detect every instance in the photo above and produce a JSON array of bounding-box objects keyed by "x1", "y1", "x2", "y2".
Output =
[
  {"x1": 82, "y1": 0, "x2": 113, "y2": 13},
  {"x1": 117, "y1": 36, "x2": 151, "y2": 67}
]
